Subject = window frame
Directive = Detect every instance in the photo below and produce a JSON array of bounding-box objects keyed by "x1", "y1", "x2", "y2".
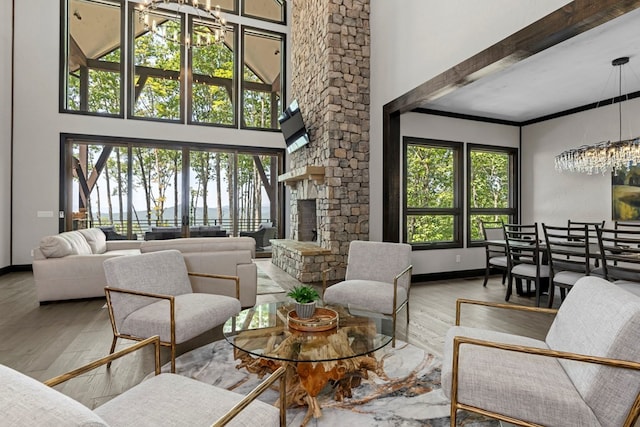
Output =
[
  {"x1": 60, "y1": 0, "x2": 125, "y2": 117},
  {"x1": 466, "y1": 143, "x2": 518, "y2": 247},
  {"x1": 241, "y1": 0, "x2": 287, "y2": 24},
  {"x1": 402, "y1": 136, "x2": 463, "y2": 250},
  {"x1": 240, "y1": 25, "x2": 286, "y2": 132},
  {"x1": 60, "y1": 133, "x2": 286, "y2": 242},
  {"x1": 127, "y1": 3, "x2": 186, "y2": 123},
  {"x1": 187, "y1": 19, "x2": 239, "y2": 128}
]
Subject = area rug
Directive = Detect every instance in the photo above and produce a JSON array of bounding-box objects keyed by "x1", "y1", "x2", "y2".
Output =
[
  {"x1": 163, "y1": 339, "x2": 499, "y2": 426},
  {"x1": 257, "y1": 264, "x2": 286, "y2": 295}
]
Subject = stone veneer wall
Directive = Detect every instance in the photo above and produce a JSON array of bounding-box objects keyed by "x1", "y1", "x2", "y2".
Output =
[{"x1": 273, "y1": 0, "x2": 370, "y2": 282}]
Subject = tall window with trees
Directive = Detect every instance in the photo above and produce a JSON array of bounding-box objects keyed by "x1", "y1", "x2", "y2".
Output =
[
  {"x1": 63, "y1": 136, "x2": 283, "y2": 253},
  {"x1": 63, "y1": 0, "x2": 122, "y2": 115},
  {"x1": 62, "y1": 1, "x2": 286, "y2": 130},
  {"x1": 242, "y1": 28, "x2": 284, "y2": 130},
  {"x1": 403, "y1": 137, "x2": 463, "y2": 249},
  {"x1": 189, "y1": 21, "x2": 237, "y2": 126},
  {"x1": 130, "y1": 7, "x2": 183, "y2": 120},
  {"x1": 467, "y1": 145, "x2": 518, "y2": 245}
]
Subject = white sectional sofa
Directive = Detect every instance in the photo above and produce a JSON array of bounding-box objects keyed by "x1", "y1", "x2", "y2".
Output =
[
  {"x1": 32, "y1": 230, "x2": 258, "y2": 307},
  {"x1": 32, "y1": 228, "x2": 141, "y2": 303}
]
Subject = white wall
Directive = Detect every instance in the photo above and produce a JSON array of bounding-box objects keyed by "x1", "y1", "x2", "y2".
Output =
[
  {"x1": 401, "y1": 112, "x2": 519, "y2": 274},
  {"x1": 11, "y1": 2, "x2": 288, "y2": 265},
  {"x1": 522, "y1": 97, "x2": 640, "y2": 227},
  {"x1": 368, "y1": 1, "x2": 571, "y2": 275},
  {"x1": 0, "y1": 1, "x2": 12, "y2": 269}
]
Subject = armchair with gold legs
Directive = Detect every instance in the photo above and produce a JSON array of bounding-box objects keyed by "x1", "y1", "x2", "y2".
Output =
[
  {"x1": 441, "y1": 276, "x2": 640, "y2": 427},
  {"x1": 103, "y1": 249, "x2": 243, "y2": 373},
  {"x1": 0, "y1": 336, "x2": 286, "y2": 426},
  {"x1": 322, "y1": 240, "x2": 413, "y2": 347}
]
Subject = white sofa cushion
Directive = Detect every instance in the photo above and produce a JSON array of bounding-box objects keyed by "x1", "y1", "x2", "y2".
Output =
[
  {"x1": 39, "y1": 235, "x2": 74, "y2": 258},
  {"x1": 79, "y1": 228, "x2": 107, "y2": 254},
  {"x1": 59, "y1": 231, "x2": 93, "y2": 255},
  {"x1": 0, "y1": 364, "x2": 109, "y2": 426}
]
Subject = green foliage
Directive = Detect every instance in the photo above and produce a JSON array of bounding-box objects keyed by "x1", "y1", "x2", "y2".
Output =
[
  {"x1": 405, "y1": 143, "x2": 513, "y2": 244},
  {"x1": 287, "y1": 285, "x2": 320, "y2": 304}
]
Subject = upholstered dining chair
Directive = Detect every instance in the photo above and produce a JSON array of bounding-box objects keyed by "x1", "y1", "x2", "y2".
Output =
[
  {"x1": 322, "y1": 240, "x2": 413, "y2": 347},
  {"x1": 479, "y1": 220, "x2": 508, "y2": 287},
  {"x1": 503, "y1": 223, "x2": 550, "y2": 306},
  {"x1": 103, "y1": 249, "x2": 242, "y2": 373},
  {"x1": 542, "y1": 223, "x2": 592, "y2": 307}
]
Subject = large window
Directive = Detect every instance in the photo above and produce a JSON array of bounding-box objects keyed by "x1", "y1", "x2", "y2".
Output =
[
  {"x1": 403, "y1": 138, "x2": 463, "y2": 249},
  {"x1": 62, "y1": 136, "x2": 283, "y2": 254},
  {"x1": 467, "y1": 144, "x2": 518, "y2": 245},
  {"x1": 403, "y1": 138, "x2": 518, "y2": 249},
  {"x1": 63, "y1": 0, "x2": 122, "y2": 115},
  {"x1": 62, "y1": 0, "x2": 286, "y2": 130},
  {"x1": 242, "y1": 28, "x2": 284, "y2": 130}
]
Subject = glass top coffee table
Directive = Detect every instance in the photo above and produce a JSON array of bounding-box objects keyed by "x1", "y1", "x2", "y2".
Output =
[{"x1": 223, "y1": 301, "x2": 393, "y2": 426}]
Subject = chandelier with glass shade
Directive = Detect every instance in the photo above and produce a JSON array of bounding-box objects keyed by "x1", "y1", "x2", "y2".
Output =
[
  {"x1": 138, "y1": 0, "x2": 228, "y2": 48},
  {"x1": 555, "y1": 57, "x2": 640, "y2": 175}
]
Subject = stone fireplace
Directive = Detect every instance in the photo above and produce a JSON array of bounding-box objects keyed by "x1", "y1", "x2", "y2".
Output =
[{"x1": 271, "y1": 0, "x2": 370, "y2": 283}]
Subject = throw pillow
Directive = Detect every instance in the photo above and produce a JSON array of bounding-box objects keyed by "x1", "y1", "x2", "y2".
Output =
[
  {"x1": 59, "y1": 231, "x2": 93, "y2": 255},
  {"x1": 79, "y1": 228, "x2": 107, "y2": 254},
  {"x1": 39, "y1": 236, "x2": 74, "y2": 258}
]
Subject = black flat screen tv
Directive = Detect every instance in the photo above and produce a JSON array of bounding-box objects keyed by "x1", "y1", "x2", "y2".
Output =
[{"x1": 279, "y1": 100, "x2": 310, "y2": 153}]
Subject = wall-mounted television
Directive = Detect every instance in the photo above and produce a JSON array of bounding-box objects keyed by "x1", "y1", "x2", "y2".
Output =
[{"x1": 278, "y1": 100, "x2": 310, "y2": 154}]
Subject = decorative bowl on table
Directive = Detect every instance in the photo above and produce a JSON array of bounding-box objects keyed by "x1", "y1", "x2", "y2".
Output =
[{"x1": 287, "y1": 307, "x2": 339, "y2": 332}]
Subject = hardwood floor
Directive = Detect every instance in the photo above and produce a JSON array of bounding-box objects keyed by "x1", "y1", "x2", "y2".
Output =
[{"x1": 0, "y1": 261, "x2": 554, "y2": 410}]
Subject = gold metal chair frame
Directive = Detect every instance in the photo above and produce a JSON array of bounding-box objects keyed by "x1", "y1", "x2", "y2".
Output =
[
  {"x1": 322, "y1": 264, "x2": 413, "y2": 347},
  {"x1": 44, "y1": 335, "x2": 288, "y2": 427},
  {"x1": 105, "y1": 271, "x2": 240, "y2": 373},
  {"x1": 450, "y1": 299, "x2": 640, "y2": 427}
]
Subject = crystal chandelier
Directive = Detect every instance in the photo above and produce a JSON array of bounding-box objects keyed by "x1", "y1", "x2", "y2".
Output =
[
  {"x1": 138, "y1": 0, "x2": 228, "y2": 48},
  {"x1": 555, "y1": 57, "x2": 639, "y2": 175}
]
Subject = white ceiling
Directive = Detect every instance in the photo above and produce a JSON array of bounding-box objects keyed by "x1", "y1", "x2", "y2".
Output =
[{"x1": 421, "y1": 7, "x2": 640, "y2": 123}]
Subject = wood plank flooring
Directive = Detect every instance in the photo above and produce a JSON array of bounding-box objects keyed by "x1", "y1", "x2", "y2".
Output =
[{"x1": 0, "y1": 261, "x2": 554, "y2": 410}]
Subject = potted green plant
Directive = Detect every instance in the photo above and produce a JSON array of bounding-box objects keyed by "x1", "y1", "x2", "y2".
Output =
[{"x1": 287, "y1": 285, "x2": 320, "y2": 319}]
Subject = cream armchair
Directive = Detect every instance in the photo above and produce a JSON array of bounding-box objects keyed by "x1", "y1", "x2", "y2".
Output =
[
  {"x1": 0, "y1": 336, "x2": 285, "y2": 426},
  {"x1": 103, "y1": 250, "x2": 242, "y2": 373},
  {"x1": 441, "y1": 276, "x2": 640, "y2": 426},
  {"x1": 322, "y1": 240, "x2": 412, "y2": 346}
]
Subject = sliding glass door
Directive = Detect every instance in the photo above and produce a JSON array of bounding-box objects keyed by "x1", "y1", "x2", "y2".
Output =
[{"x1": 62, "y1": 136, "x2": 283, "y2": 254}]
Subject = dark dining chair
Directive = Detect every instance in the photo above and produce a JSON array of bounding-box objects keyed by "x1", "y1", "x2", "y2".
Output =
[
  {"x1": 479, "y1": 219, "x2": 508, "y2": 287},
  {"x1": 503, "y1": 223, "x2": 550, "y2": 306},
  {"x1": 567, "y1": 220, "x2": 604, "y2": 266},
  {"x1": 542, "y1": 223, "x2": 591, "y2": 307},
  {"x1": 596, "y1": 227, "x2": 640, "y2": 297}
]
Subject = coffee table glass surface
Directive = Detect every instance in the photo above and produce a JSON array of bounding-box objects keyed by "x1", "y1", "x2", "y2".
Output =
[{"x1": 222, "y1": 301, "x2": 394, "y2": 362}]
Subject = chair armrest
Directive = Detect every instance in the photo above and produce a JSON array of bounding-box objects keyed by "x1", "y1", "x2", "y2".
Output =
[
  {"x1": 211, "y1": 365, "x2": 287, "y2": 427},
  {"x1": 44, "y1": 336, "x2": 161, "y2": 387},
  {"x1": 455, "y1": 298, "x2": 557, "y2": 326},
  {"x1": 104, "y1": 286, "x2": 174, "y2": 301},
  {"x1": 321, "y1": 264, "x2": 347, "y2": 296},
  {"x1": 450, "y1": 336, "x2": 640, "y2": 427},
  {"x1": 188, "y1": 272, "x2": 240, "y2": 300}
]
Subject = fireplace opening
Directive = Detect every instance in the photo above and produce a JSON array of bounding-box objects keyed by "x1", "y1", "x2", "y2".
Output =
[{"x1": 297, "y1": 199, "x2": 317, "y2": 242}]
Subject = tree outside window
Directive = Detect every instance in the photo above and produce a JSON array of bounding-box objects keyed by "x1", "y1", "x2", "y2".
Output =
[
  {"x1": 467, "y1": 145, "x2": 518, "y2": 245},
  {"x1": 404, "y1": 138, "x2": 463, "y2": 248}
]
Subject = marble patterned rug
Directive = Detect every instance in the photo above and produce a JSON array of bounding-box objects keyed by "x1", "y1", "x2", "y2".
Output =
[{"x1": 165, "y1": 339, "x2": 499, "y2": 426}]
